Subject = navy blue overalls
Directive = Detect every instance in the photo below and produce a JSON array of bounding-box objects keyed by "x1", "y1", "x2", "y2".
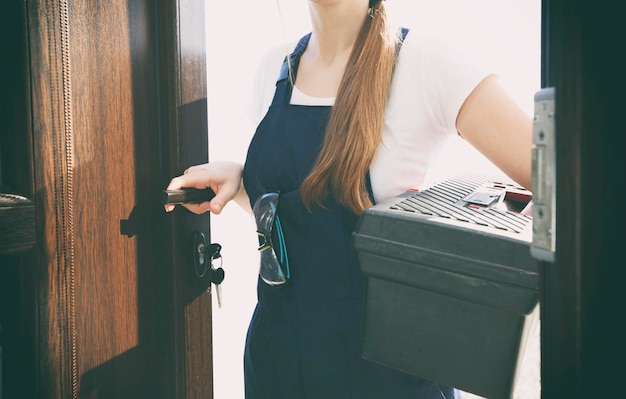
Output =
[{"x1": 242, "y1": 31, "x2": 459, "y2": 399}]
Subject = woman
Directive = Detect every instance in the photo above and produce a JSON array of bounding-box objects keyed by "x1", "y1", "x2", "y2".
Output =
[{"x1": 165, "y1": 0, "x2": 532, "y2": 398}]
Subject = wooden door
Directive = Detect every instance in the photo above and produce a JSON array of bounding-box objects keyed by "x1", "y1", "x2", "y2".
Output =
[{"x1": 0, "y1": 0, "x2": 214, "y2": 398}]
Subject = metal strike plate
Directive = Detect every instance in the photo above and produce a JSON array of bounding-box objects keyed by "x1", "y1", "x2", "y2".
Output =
[{"x1": 531, "y1": 87, "x2": 556, "y2": 262}]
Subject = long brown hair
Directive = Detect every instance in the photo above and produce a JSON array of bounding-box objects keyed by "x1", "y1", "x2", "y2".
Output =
[{"x1": 300, "y1": 1, "x2": 400, "y2": 215}]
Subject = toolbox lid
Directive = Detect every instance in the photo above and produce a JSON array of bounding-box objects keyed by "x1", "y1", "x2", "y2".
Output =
[{"x1": 353, "y1": 174, "x2": 538, "y2": 291}]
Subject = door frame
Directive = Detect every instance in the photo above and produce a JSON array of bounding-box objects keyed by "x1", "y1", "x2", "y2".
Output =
[{"x1": 541, "y1": 1, "x2": 624, "y2": 398}]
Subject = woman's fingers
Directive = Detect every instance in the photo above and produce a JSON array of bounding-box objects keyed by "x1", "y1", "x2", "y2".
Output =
[{"x1": 163, "y1": 162, "x2": 244, "y2": 214}]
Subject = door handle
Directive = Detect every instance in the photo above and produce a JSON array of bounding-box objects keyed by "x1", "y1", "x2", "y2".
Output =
[
  {"x1": 160, "y1": 188, "x2": 224, "y2": 283},
  {"x1": 161, "y1": 187, "x2": 215, "y2": 205}
]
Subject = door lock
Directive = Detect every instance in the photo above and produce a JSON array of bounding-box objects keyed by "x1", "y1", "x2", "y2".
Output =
[{"x1": 192, "y1": 231, "x2": 224, "y2": 284}]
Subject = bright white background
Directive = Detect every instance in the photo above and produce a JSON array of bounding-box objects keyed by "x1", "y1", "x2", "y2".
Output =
[{"x1": 205, "y1": 2, "x2": 541, "y2": 398}]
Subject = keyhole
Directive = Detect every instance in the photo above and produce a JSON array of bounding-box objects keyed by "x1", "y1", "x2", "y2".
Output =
[
  {"x1": 198, "y1": 243, "x2": 206, "y2": 266},
  {"x1": 193, "y1": 231, "x2": 208, "y2": 278}
]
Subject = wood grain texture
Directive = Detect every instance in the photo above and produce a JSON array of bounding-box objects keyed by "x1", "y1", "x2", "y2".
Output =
[{"x1": 19, "y1": 0, "x2": 212, "y2": 398}]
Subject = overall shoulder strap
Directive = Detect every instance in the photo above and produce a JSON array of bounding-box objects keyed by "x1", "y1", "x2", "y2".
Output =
[
  {"x1": 269, "y1": 33, "x2": 312, "y2": 105},
  {"x1": 397, "y1": 27, "x2": 409, "y2": 56},
  {"x1": 277, "y1": 33, "x2": 312, "y2": 84},
  {"x1": 400, "y1": 27, "x2": 409, "y2": 40}
]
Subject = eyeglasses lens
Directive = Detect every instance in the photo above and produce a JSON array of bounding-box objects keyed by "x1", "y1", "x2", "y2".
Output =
[{"x1": 253, "y1": 192, "x2": 289, "y2": 285}]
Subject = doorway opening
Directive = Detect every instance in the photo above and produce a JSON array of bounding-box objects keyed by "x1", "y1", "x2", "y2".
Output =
[{"x1": 205, "y1": 2, "x2": 541, "y2": 398}]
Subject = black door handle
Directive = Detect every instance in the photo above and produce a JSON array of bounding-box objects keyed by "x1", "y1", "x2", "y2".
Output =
[{"x1": 161, "y1": 187, "x2": 216, "y2": 205}]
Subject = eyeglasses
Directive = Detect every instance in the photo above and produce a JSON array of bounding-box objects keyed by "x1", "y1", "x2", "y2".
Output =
[{"x1": 253, "y1": 192, "x2": 290, "y2": 285}]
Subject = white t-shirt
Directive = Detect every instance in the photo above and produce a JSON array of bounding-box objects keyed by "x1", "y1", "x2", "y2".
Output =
[{"x1": 247, "y1": 30, "x2": 488, "y2": 204}]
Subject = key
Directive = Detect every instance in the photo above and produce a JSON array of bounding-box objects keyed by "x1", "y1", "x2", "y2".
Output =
[
  {"x1": 215, "y1": 283, "x2": 223, "y2": 309},
  {"x1": 208, "y1": 245, "x2": 225, "y2": 309}
]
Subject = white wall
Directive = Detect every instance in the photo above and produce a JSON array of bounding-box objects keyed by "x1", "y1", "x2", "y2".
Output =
[{"x1": 205, "y1": 2, "x2": 541, "y2": 398}]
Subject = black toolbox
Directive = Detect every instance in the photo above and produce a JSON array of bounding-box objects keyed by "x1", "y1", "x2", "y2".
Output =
[{"x1": 353, "y1": 174, "x2": 538, "y2": 399}]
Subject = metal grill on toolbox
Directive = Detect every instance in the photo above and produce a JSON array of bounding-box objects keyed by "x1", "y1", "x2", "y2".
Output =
[{"x1": 389, "y1": 174, "x2": 532, "y2": 233}]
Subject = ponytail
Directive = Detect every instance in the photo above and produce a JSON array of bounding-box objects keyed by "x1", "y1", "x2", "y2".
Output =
[{"x1": 300, "y1": 1, "x2": 400, "y2": 214}]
